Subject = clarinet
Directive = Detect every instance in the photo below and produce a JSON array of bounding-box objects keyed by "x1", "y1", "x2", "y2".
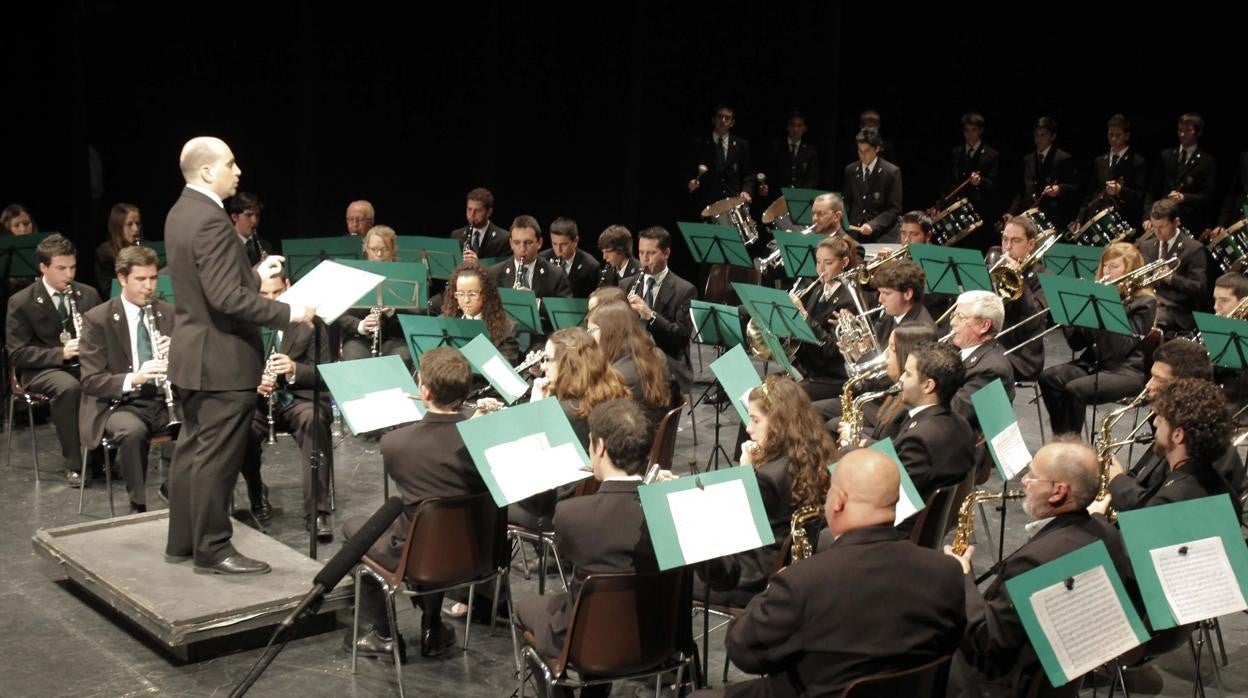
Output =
[
  {"x1": 263, "y1": 343, "x2": 278, "y2": 444},
  {"x1": 143, "y1": 301, "x2": 181, "y2": 431},
  {"x1": 513, "y1": 258, "x2": 524, "y2": 290},
  {"x1": 368, "y1": 306, "x2": 383, "y2": 357}
]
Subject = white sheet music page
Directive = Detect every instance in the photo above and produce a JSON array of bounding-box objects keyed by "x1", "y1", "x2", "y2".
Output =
[
  {"x1": 484, "y1": 435, "x2": 589, "y2": 505},
  {"x1": 666, "y1": 479, "x2": 763, "y2": 565},
  {"x1": 1030, "y1": 565, "x2": 1140, "y2": 681},
  {"x1": 342, "y1": 388, "x2": 423, "y2": 434},
  {"x1": 1150, "y1": 536, "x2": 1247, "y2": 625},
  {"x1": 482, "y1": 355, "x2": 528, "y2": 401},
  {"x1": 990, "y1": 421, "x2": 1032, "y2": 480},
  {"x1": 280, "y1": 260, "x2": 384, "y2": 322}
]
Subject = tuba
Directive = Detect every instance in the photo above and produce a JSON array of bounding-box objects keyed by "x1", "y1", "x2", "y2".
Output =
[
  {"x1": 950, "y1": 490, "x2": 1025, "y2": 555},
  {"x1": 789, "y1": 504, "x2": 825, "y2": 563}
]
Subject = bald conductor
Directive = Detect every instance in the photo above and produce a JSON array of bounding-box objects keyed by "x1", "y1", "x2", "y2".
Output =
[{"x1": 163, "y1": 136, "x2": 314, "y2": 575}]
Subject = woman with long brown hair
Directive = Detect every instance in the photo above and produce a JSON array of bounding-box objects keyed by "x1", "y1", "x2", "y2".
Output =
[
  {"x1": 532, "y1": 327, "x2": 632, "y2": 447},
  {"x1": 697, "y1": 374, "x2": 837, "y2": 607},
  {"x1": 1039, "y1": 241, "x2": 1158, "y2": 434},
  {"x1": 442, "y1": 261, "x2": 519, "y2": 363},
  {"x1": 586, "y1": 301, "x2": 673, "y2": 424},
  {"x1": 94, "y1": 203, "x2": 142, "y2": 294}
]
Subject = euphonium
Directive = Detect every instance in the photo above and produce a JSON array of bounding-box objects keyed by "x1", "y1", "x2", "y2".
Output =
[
  {"x1": 789, "y1": 504, "x2": 825, "y2": 563},
  {"x1": 142, "y1": 301, "x2": 182, "y2": 434},
  {"x1": 950, "y1": 490, "x2": 1025, "y2": 555},
  {"x1": 1229, "y1": 295, "x2": 1248, "y2": 320},
  {"x1": 835, "y1": 278, "x2": 883, "y2": 374}
]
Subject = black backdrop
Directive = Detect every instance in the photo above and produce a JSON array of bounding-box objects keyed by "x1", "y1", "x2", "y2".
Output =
[{"x1": 5, "y1": 2, "x2": 1240, "y2": 278}]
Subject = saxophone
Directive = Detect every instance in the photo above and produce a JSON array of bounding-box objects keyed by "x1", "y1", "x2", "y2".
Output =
[
  {"x1": 789, "y1": 504, "x2": 825, "y2": 563},
  {"x1": 1095, "y1": 388, "x2": 1152, "y2": 512},
  {"x1": 950, "y1": 490, "x2": 1025, "y2": 555},
  {"x1": 837, "y1": 367, "x2": 889, "y2": 448}
]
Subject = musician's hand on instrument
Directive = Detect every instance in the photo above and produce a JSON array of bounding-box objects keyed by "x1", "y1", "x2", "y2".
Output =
[
  {"x1": 739, "y1": 440, "x2": 759, "y2": 466},
  {"x1": 627, "y1": 294, "x2": 655, "y2": 321},
  {"x1": 531, "y1": 377, "x2": 551, "y2": 401},
  {"x1": 359, "y1": 314, "x2": 380, "y2": 334},
  {"x1": 687, "y1": 179, "x2": 701, "y2": 193},
  {"x1": 257, "y1": 373, "x2": 277, "y2": 396},
  {"x1": 157, "y1": 335, "x2": 171, "y2": 356},
  {"x1": 462, "y1": 248, "x2": 479, "y2": 264},
  {"x1": 1167, "y1": 190, "x2": 1185, "y2": 203},
  {"x1": 134, "y1": 358, "x2": 167, "y2": 385},
  {"x1": 270, "y1": 352, "x2": 296, "y2": 379},
  {"x1": 739, "y1": 191, "x2": 752, "y2": 203},
  {"x1": 1042, "y1": 185, "x2": 1060, "y2": 198},
  {"x1": 471, "y1": 398, "x2": 504, "y2": 418},
  {"x1": 62, "y1": 339, "x2": 80, "y2": 360},
  {"x1": 654, "y1": 469, "x2": 678, "y2": 483},
  {"x1": 970, "y1": 172, "x2": 982, "y2": 186},
  {"x1": 858, "y1": 223, "x2": 873, "y2": 237},
  {"x1": 1106, "y1": 180, "x2": 1122, "y2": 196},
  {"x1": 1107, "y1": 455, "x2": 1126, "y2": 480},
  {"x1": 256, "y1": 255, "x2": 285, "y2": 280},
  {"x1": 1087, "y1": 496, "x2": 1112, "y2": 516},
  {"x1": 942, "y1": 544, "x2": 974, "y2": 574}
]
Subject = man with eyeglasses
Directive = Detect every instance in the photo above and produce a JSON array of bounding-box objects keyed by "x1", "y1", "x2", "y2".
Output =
[
  {"x1": 344, "y1": 200, "x2": 375, "y2": 237},
  {"x1": 946, "y1": 290, "x2": 1015, "y2": 432},
  {"x1": 945, "y1": 438, "x2": 1141, "y2": 697},
  {"x1": 687, "y1": 104, "x2": 756, "y2": 215}
]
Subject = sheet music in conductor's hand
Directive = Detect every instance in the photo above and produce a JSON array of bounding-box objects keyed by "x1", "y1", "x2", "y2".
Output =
[{"x1": 280, "y1": 260, "x2": 385, "y2": 322}]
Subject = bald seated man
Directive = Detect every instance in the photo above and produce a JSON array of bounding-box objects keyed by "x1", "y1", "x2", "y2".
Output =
[
  {"x1": 695, "y1": 448, "x2": 966, "y2": 697},
  {"x1": 945, "y1": 439, "x2": 1141, "y2": 697},
  {"x1": 345, "y1": 200, "x2": 375, "y2": 237}
]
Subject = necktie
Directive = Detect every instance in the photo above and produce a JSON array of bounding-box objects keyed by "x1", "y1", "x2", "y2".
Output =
[
  {"x1": 470, "y1": 228, "x2": 481, "y2": 251},
  {"x1": 791, "y1": 143, "x2": 799, "y2": 159},
  {"x1": 560, "y1": 259, "x2": 569, "y2": 274},
  {"x1": 56, "y1": 291, "x2": 69, "y2": 326},
  {"x1": 861, "y1": 166, "x2": 869, "y2": 183},
  {"x1": 1036, "y1": 152, "x2": 1045, "y2": 171},
  {"x1": 719, "y1": 137, "x2": 728, "y2": 162},
  {"x1": 644, "y1": 276, "x2": 655, "y2": 308},
  {"x1": 1109, "y1": 153, "x2": 1119, "y2": 170},
  {"x1": 136, "y1": 308, "x2": 154, "y2": 364},
  {"x1": 967, "y1": 146, "x2": 975, "y2": 160},
  {"x1": 1179, "y1": 150, "x2": 1189, "y2": 167}
]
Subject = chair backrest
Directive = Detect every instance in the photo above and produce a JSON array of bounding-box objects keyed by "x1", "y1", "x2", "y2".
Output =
[
  {"x1": 1140, "y1": 326, "x2": 1164, "y2": 376},
  {"x1": 561, "y1": 570, "x2": 684, "y2": 677},
  {"x1": 839, "y1": 653, "x2": 951, "y2": 698},
  {"x1": 908, "y1": 482, "x2": 961, "y2": 550},
  {"x1": 400, "y1": 491, "x2": 505, "y2": 587},
  {"x1": 647, "y1": 398, "x2": 688, "y2": 472}
]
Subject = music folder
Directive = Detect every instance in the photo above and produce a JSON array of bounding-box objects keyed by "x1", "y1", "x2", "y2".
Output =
[
  {"x1": 542, "y1": 297, "x2": 589, "y2": 331},
  {"x1": 690, "y1": 299, "x2": 745, "y2": 349},
  {"x1": 398, "y1": 314, "x2": 486, "y2": 372},
  {"x1": 459, "y1": 334, "x2": 529, "y2": 404},
  {"x1": 677, "y1": 221, "x2": 754, "y2": 268},
  {"x1": 908, "y1": 243, "x2": 993, "y2": 296},
  {"x1": 972, "y1": 377, "x2": 1033, "y2": 481},
  {"x1": 709, "y1": 344, "x2": 762, "y2": 423},
  {"x1": 334, "y1": 259, "x2": 428, "y2": 311},
  {"x1": 317, "y1": 355, "x2": 424, "y2": 435},
  {"x1": 1037, "y1": 274, "x2": 1134, "y2": 338}
]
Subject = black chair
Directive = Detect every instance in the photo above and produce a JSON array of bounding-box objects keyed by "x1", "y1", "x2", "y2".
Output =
[
  {"x1": 839, "y1": 653, "x2": 952, "y2": 697},
  {"x1": 909, "y1": 481, "x2": 962, "y2": 550},
  {"x1": 5, "y1": 362, "x2": 51, "y2": 480}
]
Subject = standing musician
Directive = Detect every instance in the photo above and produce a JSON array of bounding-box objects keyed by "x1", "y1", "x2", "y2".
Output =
[
  {"x1": 78, "y1": 245, "x2": 175, "y2": 513},
  {"x1": 994, "y1": 216, "x2": 1050, "y2": 381},
  {"x1": 620, "y1": 226, "x2": 697, "y2": 396},
  {"x1": 163, "y1": 136, "x2": 313, "y2": 576},
  {"x1": 1081, "y1": 114, "x2": 1149, "y2": 227},
  {"x1": 1039, "y1": 243, "x2": 1157, "y2": 435},
  {"x1": 946, "y1": 439, "x2": 1141, "y2": 698},
  {"x1": 337, "y1": 225, "x2": 410, "y2": 364},
  {"x1": 441, "y1": 262, "x2": 520, "y2": 364},
  {"x1": 894, "y1": 211, "x2": 953, "y2": 323},
  {"x1": 595, "y1": 224, "x2": 641, "y2": 289},
  {"x1": 947, "y1": 112, "x2": 1000, "y2": 229},
  {"x1": 765, "y1": 111, "x2": 820, "y2": 191},
  {"x1": 687, "y1": 104, "x2": 756, "y2": 214},
  {"x1": 843, "y1": 128, "x2": 903, "y2": 243},
  {"x1": 789, "y1": 236, "x2": 861, "y2": 402},
  {"x1": 6, "y1": 233, "x2": 102, "y2": 486},
  {"x1": 1091, "y1": 378, "x2": 1241, "y2": 518},
  {"x1": 451, "y1": 187, "x2": 511, "y2": 264},
  {"x1": 1156, "y1": 113, "x2": 1217, "y2": 234},
  {"x1": 1007, "y1": 117, "x2": 1079, "y2": 231},
  {"x1": 1139, "y1": 199, "x2": 1207, "y2": 335},
  {"x1": 242, "y1": 272, "x2": 335, "y2": 540},
  {"x1": 539, "y1": 217, "x2": 601, "y2": 298}
]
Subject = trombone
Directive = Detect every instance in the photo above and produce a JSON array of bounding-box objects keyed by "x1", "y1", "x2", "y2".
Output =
[
  {"x1": 843, "y1": 245, "x2": 910, "y2": 287},
  {"x1": 988, "y1": 231, "x2": 1059, "y2": 302}
]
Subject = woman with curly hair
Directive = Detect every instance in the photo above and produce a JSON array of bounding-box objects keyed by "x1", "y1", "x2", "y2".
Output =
[
  {"x1": 442, "y1": 261, "x2": 519, "y2": 364},
  {"x1": 532, "y1": 327, "x2": 632, "y2": 447},
  {"x1": 1040, "y1": 241, "x2": 1158, "y2": 434},
  {"x1": 697, "y1": 374, "x2": 838, "y2": 607},
  {"x1": 94, "y1": 203, "x2": 143, "y2": 294},
  {"x1": 586, "y1": 300, "x2": 674, "y2": 425}
]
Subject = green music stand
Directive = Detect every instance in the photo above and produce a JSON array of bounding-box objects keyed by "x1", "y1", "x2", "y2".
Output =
[
  {"x1": 1045, "y1": 243, "x2": 1103, "y2": 280},
  {"x1": 396, "y1": 236, "x2": 463, "y2": 280},
  {"x1": 1037, "y1": 274, "x2": 1135, "y2": 338},
  {"x1": 781, "y1": 188, "x2": 829, "y2": 226},
  {"x1": 543, "y1": 297, "x2": 589, "y2": 331},
  {"x1": 280, "y1": 237, "x2": 362, "y2": 280},
  {"x1": 690, "y1": 299, "x2": 745, "y2": 349},
  {"x1": 908, "y1": 243, "x2": 992, "y2": 295},
  {"x1": 677, "y1": 222, "x2": 754, "y2": 268},
  {"x1": 731, "y1": 282, "x2": 819, "y2": 345},
  {"x1": 398, "y1": 314, "x2": 486, "y2": 372},
  {"x1": 771, "y1": 230, "x2": 821, "y2": 279},
  {"x1": 497, "y1": 287, "x2": 542, "y2": 333},
  {"x1": 0, "y1": 233, "x2": 49, "y2": 279},
  {"x1": 1194, "y1": 312, "x2": 1248, "y2": 370},
  {"x1": 334, "y1": 259, "x2": 428, "y2": 311}
]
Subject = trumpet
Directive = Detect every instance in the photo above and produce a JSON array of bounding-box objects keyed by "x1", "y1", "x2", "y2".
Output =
[
  {"x1": 142, "y1": 301, "x2": 182, "y2": 435},
  {"x1": 263, "y1": 342, "x2": 279, "y2": 444},
  {"x1": 1101, "y1": 256, "x2": 1179, "y2": 299},
  {"x1": 950, "y1": 490, "x2": 1025, "y2": 555},
  {"x1": 754, "y1": 224, "x2": 816, "y2": 275}
]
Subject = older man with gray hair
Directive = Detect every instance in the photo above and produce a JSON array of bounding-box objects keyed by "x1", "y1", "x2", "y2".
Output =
[{"x1": 947, "y1": 289, "x2": 1014, "y2": 432}]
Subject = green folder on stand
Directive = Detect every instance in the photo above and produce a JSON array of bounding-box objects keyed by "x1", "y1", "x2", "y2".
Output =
[
  {"x1": 497, "y1": 287, "x2": 542, "y2": 333},
  {"x1": 0, "y1": 232, "x2": 49, "y2": 278},
  {"x1": 1193, "y1": 312, "x2": 1248, "y2": 370},
  {"x1": 677, "y1": 222, "x2": 754, "y2": 268},
  {"x1": 396, "y1": 236, "x2": 463, "y2": 279},
  {"x1": 456, "y1": 397, "x2": 591, "y2": 507},
  {"x1": 280, "y1": 237, "x2": 362, "y2": 280},
  {"x1": 971, "y1": 377, "x2": 1034, "y2": 480},
  {"x1": 1045, "y1": 243, "x2": 1103, "y2": 280},
  {"x1": 828, "y1": 438, "x2": 925, "y2": 526},
  {"x1": 459, "y1": 335, "x2": 530, "y2": 404},
  {"x1": 638, "y1": 465, "x2": 774, "y2": 571},
  {"x1": 731, "y1": 282, "x2": 819, "y2": 345},
  {"x1": 690, "y1": 299, "x2": 745, "y2": 349},
  {"x1": 334, "y1": 259, "x2": 428, "y2": 310},
  {"x1": 1037, "y1": 274, "x2": 1134, "y2": 337},
  {"x1": 543, "y1": 297, "x2": 589, "y2": 331},
  {"x1": 398, "y1": 314, "x2": 486, "y2": 372},
  {"x1": 908, "y1": 243, "x2": 993, "y2": 295},
  {"x1": 709, "y1": 344, "x2": 762, "y2": 423},
  {"x1": 781, "y1": 188, "x2": 829, "y2": 226},
  {"x1": 770, "y1": 230, "x2": 821, "y2": 278},
  {"x1": 317, "y1": 355, "x2": 424, "y2": 435}
]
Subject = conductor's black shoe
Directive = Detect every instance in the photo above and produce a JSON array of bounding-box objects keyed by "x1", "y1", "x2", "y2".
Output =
[
  {"x1": 250, "y1": 484, "x2": 272, "y2": 527},
  {"x1": 129, "y1": 502, "x2": 147, "y2": 514},
  {"x1": 346, "y1": 627, "x2": 407, "y2": 662},
  {"x1": 307, "y1": 513, "x2": 333, "y2": 542},
  {"x1": 65, "y1": 470, "x2": 83, "y2": 487},
  {"x1": 420, "y1": 620, "x2": 457, "y2": 658},
  {"x1": 193, "y1": 554, "x2": 271, "y2": 576}
]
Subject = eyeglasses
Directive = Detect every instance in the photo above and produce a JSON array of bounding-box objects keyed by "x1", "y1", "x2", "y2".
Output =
[
  {"x1": 715, "y1": 113, "x2": 735, "y2": 122},
  {"x1": 1021, "y1": 474, "x2": 1057, "y2": 486},
  {"x1": 453, "y1": 291, "x2": 481, "y2": 299},
  {"x1": 346, "y1": 216, "x2": 372, "y2": 224}
]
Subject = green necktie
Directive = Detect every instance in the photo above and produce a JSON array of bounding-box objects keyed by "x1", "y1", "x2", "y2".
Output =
[
  {"x1": 56, "y1": 291, "x2": 69, "y2": 326},
  {"x1": 136, "y1": 308, "x2": 154, "y2": 364}
]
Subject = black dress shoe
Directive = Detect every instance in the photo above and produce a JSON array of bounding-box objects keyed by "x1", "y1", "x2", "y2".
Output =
[
  {"x1": 345, "y1": 627, "x2": 406, "y2": 662},
  {"x1": 420, "y1": 620, "x2": 457, "y2": 658},
  {"x1": 193, "y1": 554, "x2": 271, "y2": 575},
  {"x1": 129, "y1": 502, "x2": 147, "y2": 514},
  {"x1": 65, "y1": 470, "x2": 83, "y2": 488},
  {"x1": 250, "y1": 484, "x2": 272, "y2": 527},
  {"x1": 311, "y1": 513, "x2": 332, "y2": 542}
]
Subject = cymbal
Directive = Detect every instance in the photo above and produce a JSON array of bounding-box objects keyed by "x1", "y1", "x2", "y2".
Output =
[
  {"x1": 701, "y1": 196, "x2": 746, "y2": 219},
  {"x1": 761, "y1": 197, "x2": 789, "y2": 225}
]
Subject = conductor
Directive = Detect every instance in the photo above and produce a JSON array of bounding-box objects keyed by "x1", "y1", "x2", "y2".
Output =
[{"x1": 163, "y1": 136, "x2": 314, "y2": 575}]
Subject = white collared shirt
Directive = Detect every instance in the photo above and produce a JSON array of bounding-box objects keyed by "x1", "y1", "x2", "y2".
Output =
[
  {"x1": 119, "y1": 295, "x2": 147, "y2": 392},
  {"x1": 861, "y1": 158, "x2": 877, "y2": 178},
  {"x1": 959, "y1": 343, "x2": 984, "y2": 361},
  {"x1": 42, "y1": 277, "x2": 68, "y2": 310},
  {"x1": 185, "y1": 183, "x2": 224, "y2": 209},
  {"x1": 1036, "y1": 147, "x2": 1052, "y2": 161},
  {"x1": 907, "y1": 403, "x2": 935, "y2": 419},
  {"x1": 643, "y1": 267, "x2": 669, "y2": 300}
]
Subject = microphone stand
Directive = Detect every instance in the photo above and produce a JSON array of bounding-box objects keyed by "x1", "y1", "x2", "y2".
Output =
[{"x1": 309, "y1": 315, "x2": 325, "y2": 560}]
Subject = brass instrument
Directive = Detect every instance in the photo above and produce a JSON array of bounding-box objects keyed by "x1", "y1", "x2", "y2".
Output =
[
  {"x1": 754, "y1": 224, "x2": 816, "y2": 275},
  {"x1": 142, "y1": 301, "x2": 181, "y2": 435},
  {"x1": 848, "y1": 246, "x2": 910, "y2": 286},
  {"x1": 789, "y1": 504, "x2": 825, "y2": 563},
  {"x1": 263, "y1": 342, "x2": 279, "y2": 444},
  {"x1": 835, "y1": 278, "x2": 885, "y2": 375},
  {"x1": 988, "y1": 231, "x2": 1059, "y2": 302},
  {"x1": 837, "y1": 368, "x2": 890, "y2": 448},
  {"x1": 745, "y1": 277, "x2": 816, "y2": 361},
  {"x1": 1102, "y1": 256, "x2": 1179, "y2": 300},
  {"x1": 1095, "y1": 388, "x2": 1152, "y2": 504},
  {"x1": 950, "y1": 490, "x2": 1025, "y2": 555},
  {"x1": 1228, "y1": 295, "x2": 1248, "y2": 320}
]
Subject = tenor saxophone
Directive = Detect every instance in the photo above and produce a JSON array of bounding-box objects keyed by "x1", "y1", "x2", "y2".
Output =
[
  {"x1": 950, "y1": 490, "x2": 1025, "y2": 555},
  {"x1": 789, "y1": 504, "x2": 825, "y2": 563}
]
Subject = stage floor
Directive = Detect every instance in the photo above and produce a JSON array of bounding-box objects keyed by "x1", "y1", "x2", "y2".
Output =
[{"x1": 3, "y1": 340, "x2": 1246, "y2": 697}]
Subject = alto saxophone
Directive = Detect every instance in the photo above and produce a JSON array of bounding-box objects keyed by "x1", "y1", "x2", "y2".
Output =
[
  {"x1": 1094, "y1": 388, "x2": 1151, "y2": 517},
  {"x1": 789, "y1": 504, "x2": 825, "y2": 563},
  {"x1": 837, "y1": 367, "x2": 889, "y2": 448},
  {"x1": 142, "y1": 301, "x2": 182, "y2": 434},
  {"x1": 950, "y1": 490, "x2": 1025, "y2": 555}
]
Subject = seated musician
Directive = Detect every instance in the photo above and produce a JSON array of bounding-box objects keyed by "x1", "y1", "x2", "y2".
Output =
[
  {"x1": 945, "y1": 439, "x2": 1141, "y2": 698},
  {"x1": 596, "y1": 224, "x2": 641, "y2": 288},
  {"x1": 811, "y1": 192, "x2": 851, "y2": 240},
  {"x1": 1139, "y1": 199, "x2": 1206, "y2": 335},
  {"x1": 441, "y1": 261, "x2": 519, "y2": 364},
  {"x1": 343, "y1": 199, "x2": 374, "y2": 237},
  {"x1": 995, "y1": 215, "x2": 1050, "y2": 381},
  {"x1": 78, "y1": 245, "x2": 175, "y2": 513},
  {"x1": 452, "y1": 187, "x2": 511, "y2": 263},
  {"x1": 337, "y1": 225, "x2": 411, "y2": 364},
  {"x1": 344, "y1": 347, "x2": 484, "y2": 661},
  {"x1": 621, "y1": 226, "x2": 697, "y2": 396},
  {"x1": 696, "y1": 448, "x2": 965, "y2": 698},
  {"x1": 947, "y1": 290, "x2": 1016, "y2": 431},
  {"x1": 869, "y1": 258, "x2": 934, "y2": 348},
  {"x1": 1039, "y1": 242, "x2": 1157, "y2": 435},
  {"x1": 486, "y1": 215, "x2": 572, "y2": 299},
  {"x1": 539, "y1": 217, "x2": 601, "y2": 298},
  {"x1": 696, "y1": 375, "x2": 835, "y2": 608},
  {"x1": 513, "y1": 398, "x2": 659, "y2": 694},
  {"x1": 788, "y1": 235, "x2": 862, "y2": 402},
  {"x1": 893, "y1": 342, "x2": 975, "y2": 510},
  {"x1": 1212, "y1": 272, "x2": 1248, "y2": 418},
  {"x1": 240, "y1": 272, "x2": 334, "y2": 539},
  {"x1": 892, "y1": 211, "x2": 954, "y2": 325},
  {"x1": 93, "y1": 203, "x2": 143, "y2": 296},
  {"x1": 228, "y1": 191, "x2": 272, "y2": 267},
  {"x1": 587, "y1": 284, "x2": 626, "y2": 313},
  {"x1": 1103, "y1": 339, "x2": 1244, "y2": 511},
  {"x1": 1093, "y1": 377, "x2": 1242, "y2": 518},
  {"x1": 5, "y1": 233, "x2": 103, "y2": 486},
  {"x1": 585, "y1": 300, "x2": 676, "y2": 426}
]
